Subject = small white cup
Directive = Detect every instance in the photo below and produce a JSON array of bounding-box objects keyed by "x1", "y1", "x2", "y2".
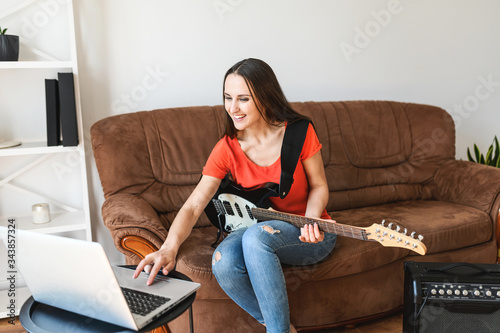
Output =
[{"x1": 32, "y1": 203, "x2": 51, "y2": 224}]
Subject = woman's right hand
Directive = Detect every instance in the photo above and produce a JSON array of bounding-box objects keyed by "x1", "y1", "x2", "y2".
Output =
[{"x1": 133, "y1": 246, "x2": 178, "y2": 286}]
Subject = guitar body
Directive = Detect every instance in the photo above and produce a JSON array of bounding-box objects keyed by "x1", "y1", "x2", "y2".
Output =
[{"x1": 205, "y1": 179, "x2": 279, "y2": 233}]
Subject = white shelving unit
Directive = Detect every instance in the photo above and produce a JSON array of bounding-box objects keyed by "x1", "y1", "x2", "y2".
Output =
[{"x1": 0, "y1": 0, "x2": 91, "y2": 318}]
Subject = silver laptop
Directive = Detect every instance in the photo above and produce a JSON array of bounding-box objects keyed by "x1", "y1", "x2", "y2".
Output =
[{"x1": 0, "y1": 227, "x2": 200, "y2": 331}]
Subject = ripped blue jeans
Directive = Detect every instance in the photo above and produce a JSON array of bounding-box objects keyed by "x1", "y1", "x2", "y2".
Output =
[{"x1": 211, "y1": 220, "x2": 337, "y2": 333}]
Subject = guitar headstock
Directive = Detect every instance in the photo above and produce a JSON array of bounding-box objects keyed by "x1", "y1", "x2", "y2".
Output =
[{"x1": 365, "y1": 220, "x2": 427, "y2": 255}]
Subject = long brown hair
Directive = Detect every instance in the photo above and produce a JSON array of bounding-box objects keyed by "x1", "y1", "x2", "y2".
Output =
[{"x1": 222, "y1": 58, "x2": 309, "y2": 138}]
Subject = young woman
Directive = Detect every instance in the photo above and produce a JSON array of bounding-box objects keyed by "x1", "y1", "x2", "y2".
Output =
[{"x1": 135, "y1": 58, "x2": 337, "y2": 333}]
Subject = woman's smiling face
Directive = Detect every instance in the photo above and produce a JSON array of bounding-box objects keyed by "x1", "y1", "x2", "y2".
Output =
[{"x1": 224, "y1": 74, "x2": 266, "y2": 132}]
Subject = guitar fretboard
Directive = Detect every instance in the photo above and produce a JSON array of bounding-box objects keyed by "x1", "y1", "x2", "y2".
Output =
[{"x1": 251, "y1": 208, "x2": 368, "y2": 241}]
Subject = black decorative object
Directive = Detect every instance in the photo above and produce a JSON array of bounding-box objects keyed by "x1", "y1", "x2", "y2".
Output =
[
  {"x1": 0, "y1": 27, "x2": 19, "y2": 61},
  {"x1": 58, "y1": 72, "x2": 79, "y2": 146},
  {"x1": 45, "y1": 79, "x2": 61, "y2": 146}
]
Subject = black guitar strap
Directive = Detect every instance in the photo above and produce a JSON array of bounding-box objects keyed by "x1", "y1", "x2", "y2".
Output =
[{"x1": 279, "y1": 119, "x2": 310, "y2": 199}]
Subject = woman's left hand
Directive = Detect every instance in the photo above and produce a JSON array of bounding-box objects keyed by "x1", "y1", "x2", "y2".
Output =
[{"x1": 299, "y1": 223, "x2": 325, "y2": 243}]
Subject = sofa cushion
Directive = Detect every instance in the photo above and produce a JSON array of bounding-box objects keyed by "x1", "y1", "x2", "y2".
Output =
[
  {"x1": 334, "y1": 101, "x2": 413, "y2": 168},
  {"x1": 145, "y1": 106, "x2": 225, "y2": 180},
  {"x1": 293, "y1": 101, "x2": 456, "y2": 211},
  {"x1": 330, "y1": 200, "x2": 493, "y2": 255}
]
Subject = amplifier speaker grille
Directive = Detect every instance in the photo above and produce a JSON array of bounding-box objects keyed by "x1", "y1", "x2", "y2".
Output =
[{"x1": 416, "y1": 303, "x2": 500, "y2": 333}]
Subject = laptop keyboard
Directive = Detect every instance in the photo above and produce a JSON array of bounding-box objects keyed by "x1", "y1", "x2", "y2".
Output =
[{"x1": 121, "y1": 287, "x2": 171, "y2": 316}]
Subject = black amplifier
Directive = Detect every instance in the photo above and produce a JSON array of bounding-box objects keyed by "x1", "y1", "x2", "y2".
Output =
[{"x1": 403, "y1": 261, "x2": 500, "y2": 333}]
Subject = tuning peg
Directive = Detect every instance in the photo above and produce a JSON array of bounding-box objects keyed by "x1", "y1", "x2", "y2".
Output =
[
  {"x1": 396, "y1": 225, "x2": 401, "y2": 232},
  {"x1": 404, "y1": 228, "x2": 408, "y2": 235},
  {"x1": 410, "y1": 231, "x2": 416, "y2": 239},
  {"x1": 381, "y1": 220, "x2": 386, "y2": 227},
  {"x1": 388, "y1": 222, "x2": 393, "y2": 229},
  {"x1": 418, "y1": 235, "x2": 424, "y2": 241}
]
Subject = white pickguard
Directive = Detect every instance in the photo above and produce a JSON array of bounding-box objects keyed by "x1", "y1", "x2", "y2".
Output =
[{"x1": 217, "y1": 193, "x2": 259, "y2": 232}]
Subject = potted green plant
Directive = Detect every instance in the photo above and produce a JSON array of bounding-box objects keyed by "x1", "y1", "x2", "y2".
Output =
[
  {"x1": 467, "y1": 136, "x2": 500, "y2": 168},
  {"x1": 0, "y1": 27, "x2": 20, "y2": 61}
]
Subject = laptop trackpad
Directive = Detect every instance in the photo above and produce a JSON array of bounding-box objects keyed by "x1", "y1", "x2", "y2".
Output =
[{"x1": 112, "y1": 266, "x2": 199, "y2": 300}]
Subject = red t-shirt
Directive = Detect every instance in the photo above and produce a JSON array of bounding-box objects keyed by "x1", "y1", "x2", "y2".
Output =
[{"x1": 203, "y1": 123, "x2": 331, "y2": 219}]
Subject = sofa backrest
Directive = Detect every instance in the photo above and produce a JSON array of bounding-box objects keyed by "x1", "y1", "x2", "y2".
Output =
[
  {"x1": 91, "y1": 101, "x2": 455, "y2": 228},
  {"x1": 293, "y1": 101, "x2": 455, "y2": 211}
]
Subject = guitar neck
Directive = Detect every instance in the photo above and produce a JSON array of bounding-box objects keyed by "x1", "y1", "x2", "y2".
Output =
[{"x1": 251, "y1": 208, "x2": 367, "y2": 241}]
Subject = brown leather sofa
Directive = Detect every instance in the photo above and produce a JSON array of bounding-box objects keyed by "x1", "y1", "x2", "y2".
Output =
[{"x1": 91, "y1": 101, "x2": 500, "y2": 332}]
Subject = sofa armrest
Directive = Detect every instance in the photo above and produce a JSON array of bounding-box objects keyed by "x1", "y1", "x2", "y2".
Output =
[
  {"x1": 433, "y1": 160, "x2": 500, "y2": 254},
  {"x1": 102, "y1": 193, "x2": 168, "y2": 262},
  {"x1": 432, "y1": 160, "x2": 500, "y2": 216}
]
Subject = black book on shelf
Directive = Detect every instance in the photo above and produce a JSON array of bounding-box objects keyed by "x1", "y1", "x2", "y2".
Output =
[
  {"x1": 45, "y1": 79, "x2": 61, "y2": 146},
  {"x1": 58, "y1": 72, "x2": 79, "y2": 147}
]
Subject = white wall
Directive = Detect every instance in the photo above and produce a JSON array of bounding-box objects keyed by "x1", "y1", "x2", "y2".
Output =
[{"x1": 73, "y1": 0, "x2": 500, "y2": 263}]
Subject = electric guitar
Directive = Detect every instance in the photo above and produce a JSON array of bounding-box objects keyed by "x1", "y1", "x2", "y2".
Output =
[{"x1": 205, "y1": 180, "x2": 427, "y2": 255}]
